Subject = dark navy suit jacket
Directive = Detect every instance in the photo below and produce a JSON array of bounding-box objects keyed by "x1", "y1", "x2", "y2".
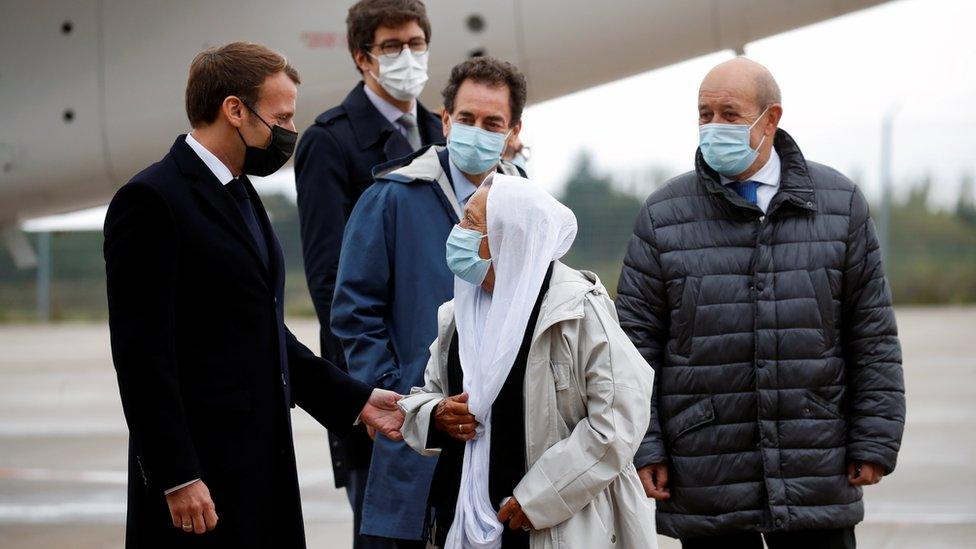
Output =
[{"x1": 104, "y1": 136, "x2": 372, "y2": 548}]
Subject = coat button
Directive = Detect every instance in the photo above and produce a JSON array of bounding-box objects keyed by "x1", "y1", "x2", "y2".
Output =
[
  {"x1": 757, "y1": 360, "x2": 766, "y2": 369},
  {"x1": 775, "y1": 518, "x2": 783, "y2": 527},
  {"x1": 610, "y1": 534, "x2": 616, "y2": 543},
  {"x1": 756, "y1": 282, "x2": 765, "y2": 291}
]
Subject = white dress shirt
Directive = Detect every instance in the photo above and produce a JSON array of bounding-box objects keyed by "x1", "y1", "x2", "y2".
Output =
[
  {"x1": 720, "y1": 150, "x2": 781, "y2": 214},
  {"x1": 363, "y1": 84, "x2": 417, "y2": 141},
  {"x1": 185, "y1": 133, "x2": 236, "y2": 185}
]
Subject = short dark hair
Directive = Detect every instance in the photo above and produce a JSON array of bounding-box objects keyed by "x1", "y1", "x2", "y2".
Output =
[
  {"x1": 442, "y1": 57, "x2": 527, "y2": 126},
  {"x1": 185, "y1": 42, "x2": 300, "y2": 128},
  {"x1": 346, "y1": 0, "x2": 431, "y2": 73}
]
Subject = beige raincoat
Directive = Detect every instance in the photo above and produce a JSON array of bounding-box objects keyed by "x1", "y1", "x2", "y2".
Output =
[{"x1": 400, "y1": 262, "x2": 658, "y2": 549}]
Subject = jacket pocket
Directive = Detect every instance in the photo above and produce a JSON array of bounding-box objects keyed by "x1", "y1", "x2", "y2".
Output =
[
  {"x1": 675, "y1": 276, "x2": 702, "y2": 356},
  {"x1": 665, "y1": 397, "x2": 715, "y2": 442},
  {"x1": 805, "y1": 390, "x2": 841, "y2": 420},
  {"x1": 808, "y1": 268, "x2": 836, "y2": 350},
  {"x1": 550, "y1": 361, "x2": 572, "y2": 391}
]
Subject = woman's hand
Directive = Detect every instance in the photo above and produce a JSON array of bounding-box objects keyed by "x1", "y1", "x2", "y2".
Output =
[
  {"x1": 497, "y1": 497, "x2": 534, "y2": 531},
  {"x1": 433, "y1": 392, "x2": 479, "y2": 441}
]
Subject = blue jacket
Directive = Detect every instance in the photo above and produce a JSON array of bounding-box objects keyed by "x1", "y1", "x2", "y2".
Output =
[
  {"x1": 294, "y1": 82, "x2": 442, "y2": 485},
  {"x1": 331, "y1": 146, "x2": 523, "y2": 539}
]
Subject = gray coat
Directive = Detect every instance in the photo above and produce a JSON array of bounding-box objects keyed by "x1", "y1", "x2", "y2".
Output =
[{"x1": 616, "y1": 129, "x2": 905, "y2": 539}]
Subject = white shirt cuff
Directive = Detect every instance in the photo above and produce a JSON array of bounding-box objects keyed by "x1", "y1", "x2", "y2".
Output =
[{"x1": 165, "y1": 478, "x2": 200, "y2": 495}]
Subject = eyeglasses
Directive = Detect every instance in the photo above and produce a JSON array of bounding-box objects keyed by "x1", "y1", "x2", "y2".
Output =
[{"x1": 366, "y1": 38, "x2": 429, "y2": 58}]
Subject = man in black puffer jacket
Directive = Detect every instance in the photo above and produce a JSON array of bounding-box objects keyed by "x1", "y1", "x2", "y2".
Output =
[{"x1": 616, "y1": 57, "x2": 905, "y2": 549}]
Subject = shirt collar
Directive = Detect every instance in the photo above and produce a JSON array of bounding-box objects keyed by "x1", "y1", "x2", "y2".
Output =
[
  {"x1": 363, "y1": 83, "x2": 417, "y2": 126},
  {"x1": 449, "y1": 156, "x2": 479, "y2": 207},
  {"x1": 720, "y1": 149, "x2": 781, "y2": 187},
  {"x1": 185, "y1": 133, "x2": 235, "y2": 185}
]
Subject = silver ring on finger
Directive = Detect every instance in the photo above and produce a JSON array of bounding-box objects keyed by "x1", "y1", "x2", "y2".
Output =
[
  {"x1": 182, "y1": 522, "x2": 193, "y2": 531},
  {"x1": 458, "y1": 424, "x2": 463, "y2": 434}
]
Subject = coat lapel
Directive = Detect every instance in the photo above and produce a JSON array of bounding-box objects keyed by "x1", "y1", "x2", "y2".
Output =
[
  {"x1": 383, "y1": 130, "x2": 413, "y2": 162},
  {"x1": 170, "y1": 136, "x2": 274, "y2": 283},
  {"x1": 434, "y1": 148, "x2": 463, "y2": 222},
  {"x1": 345, "y1": 83, "x2": 410, "y2": 161},
  {"x1": 344, "y1": 82, "x2": 439, "y2": 162}
]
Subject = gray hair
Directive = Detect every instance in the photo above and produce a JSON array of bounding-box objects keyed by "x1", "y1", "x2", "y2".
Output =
[{"x1": 754, "y1": 63, "x2": 782, "y2": 108}]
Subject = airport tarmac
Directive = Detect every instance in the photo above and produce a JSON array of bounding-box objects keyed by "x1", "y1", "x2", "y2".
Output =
[{"x1": 0, "y1": 307, "x2": 973, "y2": 548}]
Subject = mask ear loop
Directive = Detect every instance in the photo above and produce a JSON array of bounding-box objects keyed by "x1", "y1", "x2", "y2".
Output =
[
  {"x1": 236, "y1": 99, "x2": 278, "y2": 151},
  {"x1": 240, "y1": 99, "x2": 274, "y2": 131},
  {"x1": 749, "y1": 105, "x2": 772, "y2": 151}
]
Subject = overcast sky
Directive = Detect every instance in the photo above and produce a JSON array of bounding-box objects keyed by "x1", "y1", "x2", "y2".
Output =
[
  {"x1": 520, "y1": 0, "x2": 976, "y2": 208},
  {"x1": 23, "y1": 0, "x2": 976, "y2": 231}
]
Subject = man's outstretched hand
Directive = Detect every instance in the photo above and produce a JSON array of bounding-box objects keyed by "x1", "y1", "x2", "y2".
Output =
[{"x1": 360, "y1": 388, "x2": 404, "y2": 441}]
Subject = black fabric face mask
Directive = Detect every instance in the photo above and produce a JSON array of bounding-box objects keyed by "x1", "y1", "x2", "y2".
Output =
[{"x1": 237, "y1": 100, "x2": 298, "y2": 177}]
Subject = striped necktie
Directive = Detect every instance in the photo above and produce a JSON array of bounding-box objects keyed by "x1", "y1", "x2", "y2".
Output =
[{"x1": 730, "y1": 180, "x2": 759, "y2": 204}]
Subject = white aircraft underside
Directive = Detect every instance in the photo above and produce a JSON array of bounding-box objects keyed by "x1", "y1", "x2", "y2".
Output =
[{"x1": 0, "y1": 0, "x2": 888, "y2": 264}]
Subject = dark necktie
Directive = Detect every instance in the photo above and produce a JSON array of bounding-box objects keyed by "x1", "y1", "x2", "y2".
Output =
[
  {"x1": 226, "y1": 177, "x2": 270, "y2": 268},
  {"x1": 730, "y1": 180, "x2": 759, "y2": 204},
  {"x1": 398, "y1": 112, "x2": 422, "y2": 151}
]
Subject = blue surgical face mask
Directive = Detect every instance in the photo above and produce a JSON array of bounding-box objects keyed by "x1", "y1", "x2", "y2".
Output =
[
  {"x1": 447, "y1": 121, "x2": 509, "y2": 175},
  {"x1": 446, "y1": 224, "x2": 491, "y2": 285},
  {"x1": 698, "y1": 106, "x2": 770, "y2": 177}
]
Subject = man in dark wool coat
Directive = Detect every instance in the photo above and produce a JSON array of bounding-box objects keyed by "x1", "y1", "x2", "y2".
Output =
[
  {"x1": 616, "y1": 57, "x2": 905, "y2": 549},
  {"x1": 103, "y1": 42, "x2": 404, "y2": 549}
]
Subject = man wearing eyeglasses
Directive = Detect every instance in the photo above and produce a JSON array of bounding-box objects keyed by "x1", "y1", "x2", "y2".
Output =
[
  {"x1": 294, "y1": 2, "x2": 442, "y2": 548},
  {"x1": 331, "y1": 56, "x2": 527, "y2": 548}
]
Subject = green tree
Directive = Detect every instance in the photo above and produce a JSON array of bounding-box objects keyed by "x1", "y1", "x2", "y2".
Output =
[
  {"x1": 956, "y1": 172, "x2": 976, "y2": 227},
  {"x1": 558, "y1": 152, "x2": 644, "y2": 290}
]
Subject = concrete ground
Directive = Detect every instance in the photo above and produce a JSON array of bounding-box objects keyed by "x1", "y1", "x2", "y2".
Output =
[{"x1": 0, "y1": 307, "x2": 973, "y2": 548}]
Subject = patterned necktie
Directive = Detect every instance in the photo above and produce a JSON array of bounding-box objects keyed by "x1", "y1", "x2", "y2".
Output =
[
  {"x1": 730, "y1": 180, "x2": 759, "y2": 205},
  {"x1": 398, "y1": 112, "x2": 422, "y2": 151},
  {"x1": 226, "y1": 177, "x2": 270, "y2": 268}
]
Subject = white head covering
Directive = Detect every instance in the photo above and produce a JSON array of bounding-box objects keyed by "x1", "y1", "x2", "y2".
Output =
[{"x1": 446, "y1": 174, "x2": 578, "y2": 549}]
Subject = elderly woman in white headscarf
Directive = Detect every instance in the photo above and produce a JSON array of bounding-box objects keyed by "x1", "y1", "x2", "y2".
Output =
[{"x1": 399, "y1": 174, "x2": 658, "y2": 549}]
